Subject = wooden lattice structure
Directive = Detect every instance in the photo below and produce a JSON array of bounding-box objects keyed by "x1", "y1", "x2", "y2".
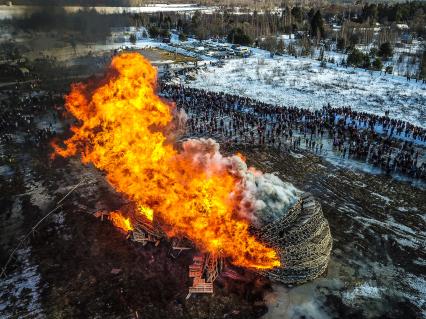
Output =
[{"x1": 253, "y1": 192, "x2": 332, "y2": 284}]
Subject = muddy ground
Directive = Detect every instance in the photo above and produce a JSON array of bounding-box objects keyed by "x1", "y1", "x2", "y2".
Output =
[
  {"x1": 225, "y1": 145, "x2": 425, "y2": 318},
  {"x1": 1, "y1": 54, "x2": 425, "y2": 319}
]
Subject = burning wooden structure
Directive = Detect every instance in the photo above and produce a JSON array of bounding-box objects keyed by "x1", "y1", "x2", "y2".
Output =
[
  {"x1": 57, "y1": 53, "x2": 331, "y2": 297},
  {"x1": 130, "y1": 212, "x2": 163, "y2": 246},
  {"x1": 105, "y1": 192, "x2": 331, "y2": 296}
]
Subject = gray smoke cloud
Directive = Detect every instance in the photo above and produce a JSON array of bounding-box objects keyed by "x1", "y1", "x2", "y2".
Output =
[
  {"x1": 179, "y1": 138, "x2": 299, "y2": 228},
  {"x1": 238, "y1": 168, "x2": 299, "y2": 227}
]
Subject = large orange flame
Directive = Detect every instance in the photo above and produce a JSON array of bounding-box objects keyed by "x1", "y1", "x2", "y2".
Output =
[
  {"x1": 53, "y1": 52, "x2": 280, "y2": 269},
  {"x1": 109, "y1": 211, "x2": 133, "y2": 232}
]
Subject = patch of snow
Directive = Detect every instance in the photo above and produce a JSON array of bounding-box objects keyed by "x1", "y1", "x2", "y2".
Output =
[
  {"x1": 397, "y1": 206, "x2": 419, "y2": 213},
  {"x1": 343, "y1": 282, "x2": 383, "y2": 302},
  {"x1": 290, "y1": 151, "x2": 304, "y2": 158},
  {"x1": 0, "y1": 247, "x2": 43, "y2": 317},
  {"x1": 354, "y1": 215, "x2": 425, "y2": 250},
  {"x1": 26, "y1": 180, "x2": 52, "y2": 211},
  {"x1": 405, "y1": 274, "x2": 426, "y2": 316},
  {"x1": 413, "y1": 259, "x2": 426, "y2": 266},
  {"x1": 370, "y1": 192, "x2": 391, "y2": 204}
]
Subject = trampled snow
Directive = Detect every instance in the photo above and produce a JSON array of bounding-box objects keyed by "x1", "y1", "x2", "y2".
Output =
[{"x1": 187, "y1": 56, "x2": 426, "y2": 128}]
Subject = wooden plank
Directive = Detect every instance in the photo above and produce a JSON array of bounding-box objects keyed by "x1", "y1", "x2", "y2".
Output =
[
  {"x1": 189, "y1": 267, "x2": 202, "y2": 272},
  {"x1": 171, "y1": 246, "x2": 192, "y2": 250},
  {"x1": 189, "y1": 271, "x2": 202, "y2": 277},
  {"x1": 189, "y1": 286, "x2": 213, "y2": 294}
]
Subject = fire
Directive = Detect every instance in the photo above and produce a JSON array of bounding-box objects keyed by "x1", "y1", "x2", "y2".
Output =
[
  {"x1": 138, "y1": 205, "x2": 154, "y2": 221},
  {"x1": 53, "y1": 52, "x2": 280, "y2": 269},
  {"x1": 109, "y1": 211, "x2": 133, "y2": 232}
]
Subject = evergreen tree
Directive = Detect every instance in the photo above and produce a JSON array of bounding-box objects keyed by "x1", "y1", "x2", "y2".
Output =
[
  {"x1": 420, "y1": 51, "x2": 426, "y2": 80},
  {"x1": 310, "y1": 10, "x2": 324, "y2": 39},
  {"x1": 347, "y1": 48, "x2": 370, "y2": 69},
  {"x1": 319, "y1": 47, "x2": 324, "y2": 61},
  {"x1": 129, "y1": 33, "x2": 136, "y2": 45},
  {"x1": 291, "y1": 7, "x2": 303, "y2": 24},
  {"x1": 148, "y1": 25, "x2": 159, "y2": 38},
  {"x1": 178, "y1": 33, "x2": 187, "y2": 42},
  {"x1": 362, "y1": 54, "x2": 371, "y2": 69},
  {"x1": 378, "y1": 42, "x2": 393, "y2": 59},
  {"x1": 372, "y1": 57, "x2": 383, "y2": 71},
  {"x1": 227, "y1": 28, "x2": 252, "y2": 46},
  {"x1": 277, "y1": 38, "x2": 285, "y2": 54},
  {"x1": 362, "y1": 4, "x2": 378, "y2": 24},
  {"x1": 348, "y1": 33, "x2": 360, "y2": 49},
  {"x1": 336, "y1": 38, "x2": 345, "y2": 51},
  {"x1": 369, "y1": 47, "x2": 378, "y2": 58}
]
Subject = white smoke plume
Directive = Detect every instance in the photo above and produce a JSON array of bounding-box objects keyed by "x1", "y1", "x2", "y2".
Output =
[
  {"x1": 180, "y1": 138, "x2": 299, "y2": 228},
  {"x1": 238, "y1": 167, "x2": 299, "y2": 227}
]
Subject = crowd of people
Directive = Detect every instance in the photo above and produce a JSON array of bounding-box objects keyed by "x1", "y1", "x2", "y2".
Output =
[
  {"x1": 0, "y1": 83, "x2": 60, "y2": 151},
  {"x1": 160, "y1": 83, "x2": 426, "y2": 180},
  {"x1": 0, "y1": 77, "x2": 424, "y2": 181}
]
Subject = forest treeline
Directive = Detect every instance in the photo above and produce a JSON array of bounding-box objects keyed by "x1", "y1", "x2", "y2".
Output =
[
  {"x1": 6, "y1": 0, "x2": 414, "y2": 7},
  {"x1": 2, "y1": 1, "x2": 425, "y2": 48},
  {"x1": 135, "y1": 1, "x2": 426, "y2": 43}
]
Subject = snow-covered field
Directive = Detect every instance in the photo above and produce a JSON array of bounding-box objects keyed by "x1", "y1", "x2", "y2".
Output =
[{"x1": 187, "y1": 56, "x2": 426, "y2": 128}]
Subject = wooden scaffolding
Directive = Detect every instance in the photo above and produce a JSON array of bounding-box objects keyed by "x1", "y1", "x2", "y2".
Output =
[
  {"x1": 186, "y1": 253, "x2": 223, "y2": 298},
  {"x1": 130, "y1": 213, "x2": 163, "y2": 246}
]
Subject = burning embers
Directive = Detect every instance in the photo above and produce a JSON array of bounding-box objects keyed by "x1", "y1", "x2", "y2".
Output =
[
  {"x1": 52, "y1": 52, "x2": 296, "y2": 270},
  {"x1": 109, "y1": 211, "x2": 133, "y2": 232}
]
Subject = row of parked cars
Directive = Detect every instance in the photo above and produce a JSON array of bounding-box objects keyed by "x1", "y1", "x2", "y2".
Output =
[
  {"x1": 204, "y1": 43, "x2": 252, "y2": 59},
  {"x1": 169, "y1": 37, "x2": 252, "y2": 59}
]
